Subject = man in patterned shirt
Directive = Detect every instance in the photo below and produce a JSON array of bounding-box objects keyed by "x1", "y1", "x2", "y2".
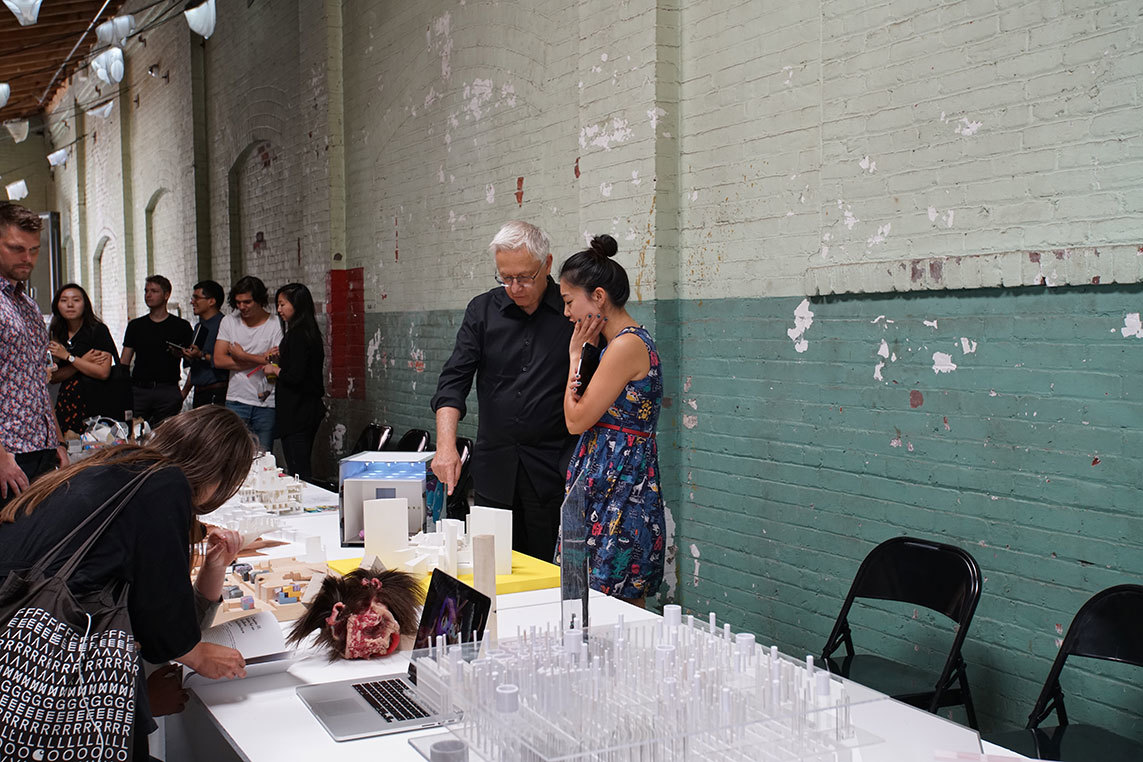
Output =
[{"x1": 0, "y1": 203, "x2": 69, "y2": 505}]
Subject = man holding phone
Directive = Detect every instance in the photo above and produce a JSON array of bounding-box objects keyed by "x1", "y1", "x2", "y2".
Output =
[
  {"x1": 431, "y1": 221, "x2": 576, "y2": 560},
  {"x1": 120, "y1": 275, "x2": 192, "y2": 426}
]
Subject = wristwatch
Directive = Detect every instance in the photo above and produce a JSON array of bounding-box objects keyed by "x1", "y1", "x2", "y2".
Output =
[{"x1": 66, "y1": 354, "x2": 75, "y2": 364}]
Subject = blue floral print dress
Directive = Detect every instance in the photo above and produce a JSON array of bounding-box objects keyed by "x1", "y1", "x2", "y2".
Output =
[{"x1": 565, "y1": 326, "x2": 664, "y2": 599}]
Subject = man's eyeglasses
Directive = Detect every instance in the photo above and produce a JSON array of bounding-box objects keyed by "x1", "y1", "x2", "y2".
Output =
[{"x1": 494, "y1": 263, "x2": 544, "y2": 287}]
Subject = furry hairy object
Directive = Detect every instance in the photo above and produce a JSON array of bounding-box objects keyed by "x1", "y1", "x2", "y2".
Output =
[{"x1": 287, "y1": 568, "x2": 422, "y2": 660}]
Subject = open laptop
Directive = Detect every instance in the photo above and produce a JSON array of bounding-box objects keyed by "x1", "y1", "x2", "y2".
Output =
[{"x1": 297, "y1": 569, "x2": 491, "y2": 741}]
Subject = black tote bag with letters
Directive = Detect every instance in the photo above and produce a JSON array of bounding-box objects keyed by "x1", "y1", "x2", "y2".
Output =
[{"x1": 0, "y1": 469, "x2": 154, "y2": 760}]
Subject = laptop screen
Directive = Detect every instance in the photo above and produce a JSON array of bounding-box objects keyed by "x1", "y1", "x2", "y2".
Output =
[{"x1": 407, "y1": 569, "x2": 492, "y2": 683}]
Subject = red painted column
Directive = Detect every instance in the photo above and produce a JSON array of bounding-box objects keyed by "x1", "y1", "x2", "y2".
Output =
[{"x1": 326, "y1": 267, "x2": 366, "y2": 400}]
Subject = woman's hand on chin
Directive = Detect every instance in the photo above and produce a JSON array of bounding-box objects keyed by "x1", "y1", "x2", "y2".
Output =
[{"x1": 569, "y1": 313, "x2": 607, "y2": 360}]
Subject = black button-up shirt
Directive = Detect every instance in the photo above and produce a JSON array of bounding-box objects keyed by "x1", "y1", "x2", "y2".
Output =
[{"x1": 430, "y1": 277, "x2": 576, "y2": 504}]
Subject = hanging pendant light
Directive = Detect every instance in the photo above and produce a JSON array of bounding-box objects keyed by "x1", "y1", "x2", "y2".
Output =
[
  {"x1": 2, "y1": 0, "x2": 42, "y2": 26},
  {"x1": 95, "y1": 15, "x2": 136, "y2": 46},
  {"x1": 5, "y1": 180, "x2": 29, "y2": 201},
  {"x1": 4, "y1": 119, "x2": 29, "y2": 142},
  {"x1": 0, "y1": 83, "x2": 9, "y2": 110},
  {"x1": 184, "y1": 0, "x2": 216, "y2": 39},
  {"x1": 91, "y1": 48, "x2": 126, "y2": 85}
]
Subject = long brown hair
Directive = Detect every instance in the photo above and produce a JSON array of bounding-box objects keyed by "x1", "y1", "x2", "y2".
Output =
[{"x1": 0, "y1": 406, "x2": 257, "y2": 524}]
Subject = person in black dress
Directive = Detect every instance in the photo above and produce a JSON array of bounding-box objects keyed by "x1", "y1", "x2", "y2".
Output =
[
  {"x1": 0, "y1": 405, "x2": 255, "y2": 757},
  {"x1": 265, "y1": 283, "x2": 325, "y2": 481},
  {"x1": 47, "y1": 283, "x2": 118, "y2": 434}
]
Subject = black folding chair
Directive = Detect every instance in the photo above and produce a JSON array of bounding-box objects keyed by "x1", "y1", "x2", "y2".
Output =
[
  {"x1": 388, "y1": 428, "x2": 431, "y2": 452},
  {"x1": 350, "y1": 422, "x2": 392, "y2": 454},
  {"x1": 986, "y1": 584, "x2": 1143, "y2": 761},
  {"x1": 821, "y1": 536, "x2": 982, "y2": 728}
]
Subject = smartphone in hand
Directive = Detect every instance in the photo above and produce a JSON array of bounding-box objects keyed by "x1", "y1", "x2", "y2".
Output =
[{"x1": 576, "y1": 342, "x2": 602, "y2": 393}]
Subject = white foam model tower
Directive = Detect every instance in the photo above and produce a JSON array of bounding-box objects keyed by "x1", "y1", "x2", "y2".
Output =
[
  {"x1": 362, "y1": 498, "x2": 410, "y2": 569},
  {"x1": 472, "y1": 533, "x2": 497, "y2": 647},
  {"x1": 468, "y1": 505, "x2": 513, "y2": 574}
]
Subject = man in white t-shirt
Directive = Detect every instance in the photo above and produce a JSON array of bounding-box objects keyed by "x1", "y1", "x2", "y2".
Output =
[{"x1": 213, "y1": 275, "x2": 283, "y2": 451}]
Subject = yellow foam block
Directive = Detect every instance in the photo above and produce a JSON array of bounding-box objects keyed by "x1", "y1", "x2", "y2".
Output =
[{"x1": 327, "y1": 550, "x2": 559, "y2": 594}]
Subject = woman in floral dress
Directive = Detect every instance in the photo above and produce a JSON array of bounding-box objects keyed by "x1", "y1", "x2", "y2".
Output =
[{"x1": 560, "y1": 234, "x2": 663, "y2": 607}]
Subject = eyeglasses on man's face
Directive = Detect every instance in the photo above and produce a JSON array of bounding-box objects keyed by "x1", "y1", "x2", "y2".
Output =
[{"x1": 494, "y1": 262, "x2": 544, "y2": 288}]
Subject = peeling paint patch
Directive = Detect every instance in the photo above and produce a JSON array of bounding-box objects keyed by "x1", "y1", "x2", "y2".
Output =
[
  {"x1": 690, "y1": 544, "x2": 701, "y2": 587},
  {"x1": 866, "y1": 223, "x2": 891, "y2": 248},
  {"x1": 943, "y1": 417, "x2": 951, "y2": 431},
  {"x1": 954, "y1": 117, "x2": 982, "y2": 136},
  {"x1": 890, "y1": 436, "x2": 903, "y2": 448},
  {"x1": 599, "y1": 181, "x2": 613, "y2": 197},
  {"x1": 932, "y1": 352, "x2": 958, "y2": 374},
  {"x1": 909, "y1": 390, "x2": 924, "y2": 408},
  {"x1": 874, "y1": 361, "x2": 885, "y2": 381},
  {"x1": 684, "y1": 398, "x2": 698, "y2": 410},
  {"x1": 1121, "y1": 313, "x2": 1143, "y2": 338},
  {"x1": 408, "y1": 347, "x2": 426, "y2": 373},
  {"x1": 330, "y1": 423, "x2": 347, "y2": 453},
  {"x1": 837, "y1": 199, "x2": 859, "y2": 230},
  {"x1": 428, "y1": 12, "x2": 453, "y2": 79},
  {"x1": 485, "y1": 183, "x2": 495, "y2": 204},
  {"x1": 923, "y1": 319, "x2": 938, "y2": 329},
  {"x1": 960, "y1": 337, "x2": 977, "y2": 353},
  {"x1": 574, "y1": 157, "x2": 580, "y2": 179},
  {"x1": 877, "y1": 339, "x2": 890, "y2": 359},
  {"x1": 683, "y1": 376, "x2": 692, "y2": 392},
  {"x1": 579, "y1": 117, "x2": 633, "y2": 151},
  {"x1": 515, "y1": 176, "x2": 524, "y2": 206},
  {"x1": 786, "y1": 298, "x2": 815, "y2": 353},
  {"x1": 870, "y1": 315, "x2": 894, "y2": 325},
  {"x1": 858, "y1": 155, "x2": 877, "y2": 173},
  {"x1": 927, "y1": 206, "x2": 938, "y2": 222},
  {"x1": 366, "y1": 328, "x2": 384, "y2": 374},
  {"x1": 682, "y1": 414, "x2": 698, "y2": 429},
  {"x1": 647, "y1": 106, "x2": 666, "y2": 129},
  {"x1": 631, "y1": 170, "x2": 641, "y2": 186}
]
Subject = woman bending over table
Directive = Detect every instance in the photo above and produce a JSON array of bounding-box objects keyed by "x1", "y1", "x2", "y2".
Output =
[{"x1": 0, "y1": 405, "x2": 256, "y2": 758}]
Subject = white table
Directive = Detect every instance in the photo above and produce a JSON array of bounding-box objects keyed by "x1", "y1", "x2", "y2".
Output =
[
  {"x1": 166, "y1": 490, "x2": 1031, "y2": 761},
  {"x1": 166, "y1": 590, "x2": 655, "y2": 761}
]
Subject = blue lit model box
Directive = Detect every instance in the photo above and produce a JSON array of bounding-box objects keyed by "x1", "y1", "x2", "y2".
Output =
[{"x1": 338, "y1": 451, "x2": 437, "y2": 547}]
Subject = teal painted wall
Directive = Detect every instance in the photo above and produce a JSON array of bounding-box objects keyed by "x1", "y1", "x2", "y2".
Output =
[
  {"x1": 669, "y1": 285, "x2": 1142, "y2": 737},
  {"x1": 346, "y1": 283, "x2": 1143, "y2": 739}
]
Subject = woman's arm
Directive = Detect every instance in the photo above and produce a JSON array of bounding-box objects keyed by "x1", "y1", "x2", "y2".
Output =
[
  {"x1": 193, "y1": 526, "x2": 242, "y2": 602},
  {"x1": 274, "y1": 334, "x2": 318, "y2": 389},
  {"x1": 564, "y1": 328, "x2": 651, "y2": 435},
  {"x1": 72, "y1": 348, "x2": 112, "y2": 380}
]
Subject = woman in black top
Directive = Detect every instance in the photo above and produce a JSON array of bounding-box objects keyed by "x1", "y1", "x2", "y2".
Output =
[
  {"x1": 48, "y1": 283, "x2": 119, "y2": 433},
  {"x1": 266, "y1": 283, "x2": 326, "y2": 481},
  {"x1": 0, "y1": 405, "x2": 255, "y2": 756}
]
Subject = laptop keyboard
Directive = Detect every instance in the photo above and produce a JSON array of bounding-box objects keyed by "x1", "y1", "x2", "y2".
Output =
[{"x1": 352, "y1": 679, "x2": 431, "y2": 723}]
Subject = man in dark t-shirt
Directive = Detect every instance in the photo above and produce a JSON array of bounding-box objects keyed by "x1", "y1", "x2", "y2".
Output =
[
  {"x1": 121, "y1": 275, "x2": 192, "y2": 426},
  {"x1": 181, "y1": 279, "x2": 229, "y2": 408}
]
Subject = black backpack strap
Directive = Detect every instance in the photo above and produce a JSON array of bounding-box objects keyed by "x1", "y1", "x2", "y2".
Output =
[{"x1": 32, "y1": 466, "x2": 161, "y2": 581}]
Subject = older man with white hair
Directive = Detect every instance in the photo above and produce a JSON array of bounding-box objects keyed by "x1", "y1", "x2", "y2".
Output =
[{"x1": 431, "y1": 221, "x2": 576, "y2": 560}]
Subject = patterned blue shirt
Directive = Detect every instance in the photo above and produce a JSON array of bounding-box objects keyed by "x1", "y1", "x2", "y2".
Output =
[{"x1": 0, "y1": 275, "x2": 55, "y2": 453}]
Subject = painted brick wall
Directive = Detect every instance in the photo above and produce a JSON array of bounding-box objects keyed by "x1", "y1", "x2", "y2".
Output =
[
  {"x1": 125, "y1": 12, "x2": 197, "y2": 319},
  {"x1": 28, "y1": 0, "x2": 1143, "y2": 742},
  {"x1": 670, "y1": 287, "x2": 1143, "y2": 736},
  {"x1": 676, "y1": 0, "x2": 1143, "y2": 299}
]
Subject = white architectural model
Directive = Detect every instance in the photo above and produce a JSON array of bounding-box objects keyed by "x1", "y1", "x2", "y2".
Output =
[
  {"x1": 410, "y1": 608, "x2": 883, "y2": 762},
  {"x1": 236, "y1": 452, "x2": 305, "y2": 514},
  {"x1": 362, "y1": 499, "x2": 514, "y2": 578}
]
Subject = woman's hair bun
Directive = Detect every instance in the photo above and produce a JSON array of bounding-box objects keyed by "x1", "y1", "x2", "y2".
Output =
[{"x1": 589, "y1": 234, "x2": 619, "y2": 259}]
